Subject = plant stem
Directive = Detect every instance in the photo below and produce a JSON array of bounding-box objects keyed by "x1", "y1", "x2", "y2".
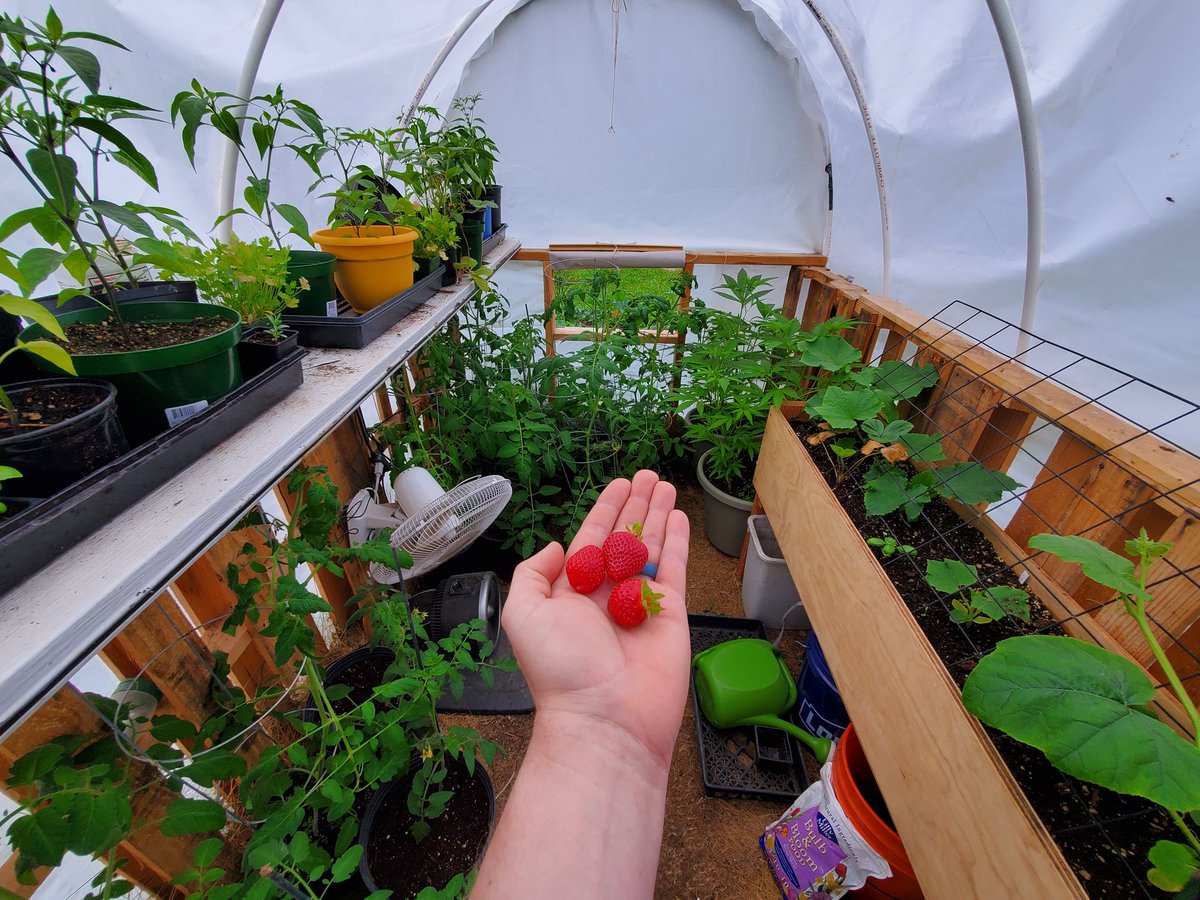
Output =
[{"x1": 1167, "y1": 809, "x2": 1200, "y2": 856}]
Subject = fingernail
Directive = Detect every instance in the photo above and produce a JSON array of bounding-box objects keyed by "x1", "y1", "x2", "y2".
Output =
[{"x1": 642, "y1": 562, "x2": 658, "y2": 577}]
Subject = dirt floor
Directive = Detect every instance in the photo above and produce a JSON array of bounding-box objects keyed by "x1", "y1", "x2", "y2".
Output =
[{"x1": 444, "y1": 484, "x2": 811, "y2": 899}]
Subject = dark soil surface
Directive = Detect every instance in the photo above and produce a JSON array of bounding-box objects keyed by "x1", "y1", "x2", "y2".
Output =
[
  {"x1": 701, "y1": 454, "x2": 756, "y2": 502},
  {"x1": 244, "y1": 330, "x2": 286, "y2": 346},
  {"x1": 0, "y1": 382, "x2": 106, "y2": 437},
  {"x1": 322, "y1": 649, "x2": 396, "y2": 717},
  {"x1": 364, "y1": 761, "x2": 492, "y2": 895},
  {"x1": 795, "y1": 420, "x2": 1173, "y2": 898},
  {"x1": 62, "y1": 315, "x2": 230, "y2": 354}
]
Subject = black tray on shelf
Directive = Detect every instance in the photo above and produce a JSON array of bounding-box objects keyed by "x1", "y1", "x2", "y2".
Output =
[
  {"x1": 481, "y1": 223, "x2": 507, "y2": 258},
  {"x1": 688, "y1": 613, "x2": 820, "y2": 800},
  {"x1": 0, "y1": 347, "x2": 306, "y2": 596},
  {"x1": 282, "y1": 266, "x2": 444, "y2": 350}
]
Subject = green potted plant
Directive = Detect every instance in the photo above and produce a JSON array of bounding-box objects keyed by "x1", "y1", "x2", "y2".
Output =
[
  {"x1": 411, "y1": 205, "x2": 459, "y2": 281},
  {"x1": 438, "y1": 95, "x2": 497, "y2": 268},
  {"x1": 311, "y1": 126, "x2": 419, "y2": 313},
  {"x1": 170, "y1": 81, "x2": 338, "y2": 316},
  {"x1": 0, "y1": 10, "x2": 243, "y2": 445}
]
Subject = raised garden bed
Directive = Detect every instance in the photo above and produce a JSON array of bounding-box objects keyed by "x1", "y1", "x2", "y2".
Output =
[{"x1": 751, "y1": 272, "x2": 1200, "y2": 899}]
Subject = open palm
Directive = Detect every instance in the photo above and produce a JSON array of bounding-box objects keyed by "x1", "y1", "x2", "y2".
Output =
[{"x1": 501, "y1": 470, "x2": 692, "y2": 765}]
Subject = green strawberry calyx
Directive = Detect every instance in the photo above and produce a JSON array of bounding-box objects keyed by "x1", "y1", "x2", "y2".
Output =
[
  {"x1": 640, "y1": 581, "x2": 664, "y2": 617},
  {"x1": 626, "y1": 522, "x2": 643, "y2": 540}
]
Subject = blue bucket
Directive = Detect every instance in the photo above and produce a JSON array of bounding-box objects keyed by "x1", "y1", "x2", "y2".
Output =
[
  {"x1": 797, "y1": 632, "x2": 849, "y2": 741},
  {"x1": 483, "y1": 206, "x2": 494, "y2": 239}
]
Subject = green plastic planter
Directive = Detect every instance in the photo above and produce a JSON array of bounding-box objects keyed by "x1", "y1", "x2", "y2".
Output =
[
  {"x1": 286, "y1": 249, "x2": 338, "y2": 316},
  {"x1": 460, "y1": 219, "x2": 485, "y2": 268},
  {"x1": 20, "y1": 301, "x2": 243, "y2": 445}
]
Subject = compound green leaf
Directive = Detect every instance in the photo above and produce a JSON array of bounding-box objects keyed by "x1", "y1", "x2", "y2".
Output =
[
  {"x1": 931, "y1": 461, "x2": 1017, "y2": 504},
  {"x1": 807, "y1": 385, "x2": 884, "y2": 430},
  {"x1": 800, "y1": 335, "x2": 859, "y2": 372},
  {"x1": 160, "y1": 798, "x2": 228, "y2": 836}
]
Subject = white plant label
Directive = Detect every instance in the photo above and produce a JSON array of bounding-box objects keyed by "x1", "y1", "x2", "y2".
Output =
[
  {"x1": 326, "y1": 300, "x2": 339, "y2": 317},
  {"x1": 164, "y1": 399, "x2": 209, "y2": 428}
]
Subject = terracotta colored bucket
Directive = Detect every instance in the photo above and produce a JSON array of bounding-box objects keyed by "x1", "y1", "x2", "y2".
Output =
[{"x1": 831, "y1": 724, "x2": 924, "y2": 899}]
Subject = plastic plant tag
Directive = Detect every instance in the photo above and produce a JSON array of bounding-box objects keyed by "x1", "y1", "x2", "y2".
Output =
[
  {"x1": 326, "y1": 300, "x2": 338, "y2": 317},
  {"x1": 760, "y1": 757, "x2": 890, "y2": 898},
  {"x1": 164, "y1": 399, "x2": 209, "y2": 428}
]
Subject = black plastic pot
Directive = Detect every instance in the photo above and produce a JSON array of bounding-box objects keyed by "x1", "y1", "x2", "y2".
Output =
[
  {"x1": 302, "y1": 646, "x2": 396, "y2": 723},
  {"x1": 0, "y1": 379, "x2": 128, "y2": 499},
  {"x1": 0, "y1": 311, "x2": 39, "y2": 384},
  {"x1": 359, "y1": 757, "x2": 496, "y2": 895},
  {"x1": 482, "y1": 184, "x2": 502, "y2": 238},
  {"x1": 35, "y1": 280, "x2": 198, "y2": 315},
  {"x1": 238, "y1": 327, "x2": 300, "y2": 379},
  {"x1": 441, "y1": 247, "x2": 460, "y2": 287},
  {"x1": 414, "y1": 255, "x2": 440, "y2": 282}
]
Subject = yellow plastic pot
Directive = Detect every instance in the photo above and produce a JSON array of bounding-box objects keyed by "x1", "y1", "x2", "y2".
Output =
[{"x1": 312, "y1": 225, "x2": 418, "y2": 313}]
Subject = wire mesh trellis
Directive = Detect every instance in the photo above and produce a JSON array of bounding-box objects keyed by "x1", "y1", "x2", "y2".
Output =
[{"x1": 799, "y1": 292, "x2": 1200, "y2": 897}]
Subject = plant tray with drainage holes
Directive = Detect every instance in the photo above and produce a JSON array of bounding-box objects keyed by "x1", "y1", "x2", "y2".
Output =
[
  {"x1": 688, "y1": 614, "x2": 820, "y2": 800},
  {"x1": 282, "y1": 266, "x2": 444, "y2": 349},
  {"x1": 0, "y1": 347, "x2": 305, "y2": 597}
]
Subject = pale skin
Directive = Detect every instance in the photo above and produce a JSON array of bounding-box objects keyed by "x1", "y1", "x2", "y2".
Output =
[{"x1": 473, "y1": 470, "x2": 693, "y2": 899}]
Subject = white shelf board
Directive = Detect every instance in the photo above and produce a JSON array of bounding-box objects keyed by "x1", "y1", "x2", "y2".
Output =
[{"x1": 0, "y1": 237, "x2": 521, "y2": 739}]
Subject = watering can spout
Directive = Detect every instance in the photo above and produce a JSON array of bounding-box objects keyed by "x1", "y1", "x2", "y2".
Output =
[{"x1": 741, "y1": 714, "x2": 832, "y2": 764}]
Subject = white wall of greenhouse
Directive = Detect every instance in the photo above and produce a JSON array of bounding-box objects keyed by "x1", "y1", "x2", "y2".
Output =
[{"x1": 1, "y1": 0, "x2": 1197, "y2": 444}]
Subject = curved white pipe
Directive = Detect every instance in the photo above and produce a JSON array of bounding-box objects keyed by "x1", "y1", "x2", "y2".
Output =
[
  {"x1": 217, "y1": 0, "x2": 286, "y2": 243},
  {"x1": 986, "y1": 0, "x2": 1044, "y2": 355},
  {"x1": 401, "y1": 1, "x2": 499, "y2": 125},
  {"x1": 798, "y1": 1, "x2": 891, "y2": 297}
]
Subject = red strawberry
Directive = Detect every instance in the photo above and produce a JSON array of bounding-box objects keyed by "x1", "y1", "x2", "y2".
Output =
[
  {"x1": 603, "y1": 523, "x2": 648, "y2": 581},
  {"x1": 565, "y1": 545, "x2": 605, "y2": 593},
  {"x1": 607, "y1": 578, "x2": 664, "y2": 629}
]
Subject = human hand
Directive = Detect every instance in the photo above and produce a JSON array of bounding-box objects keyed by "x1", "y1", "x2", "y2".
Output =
[{"x1": 502, "y1": 470, "x2": 691, "y2": 768}]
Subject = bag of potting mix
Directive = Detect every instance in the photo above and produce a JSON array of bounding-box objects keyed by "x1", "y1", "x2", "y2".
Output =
[{"x1": 759, "y1": 757, "x2": 891, "y2": 899}]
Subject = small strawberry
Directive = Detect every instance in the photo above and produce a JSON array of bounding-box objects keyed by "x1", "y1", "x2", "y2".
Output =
[
  {"x1": 607, "y1": 578, "x2": 664, "y2": 629},
  {"x1": 565, "y1": 545, "x2": 605, "y2": 593},
  {"x1": 603, "y1": 523, "x2": 648, "y2": 581}
]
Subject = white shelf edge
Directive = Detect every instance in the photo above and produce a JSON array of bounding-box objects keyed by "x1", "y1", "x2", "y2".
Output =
[{"x1": 0, "y1": 238, "x2": 521, "y2": 739}]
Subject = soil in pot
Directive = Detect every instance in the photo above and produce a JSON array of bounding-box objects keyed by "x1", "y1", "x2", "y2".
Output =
[
  {"x1": 60, "y1": 315, "x2": 231, "y2": 354},
  {"x1": 305, "y1": 647, "x2": 397, "y2": 721},
  {"x1": 793, "y1": 420, "x2": 1175, "y2": 898},
  {"x1": 361, "y1": 759, "x2": 493, "y2": 896},
  {"x1": 0, "y1": 379, "x2": 127, "y2": 498}
]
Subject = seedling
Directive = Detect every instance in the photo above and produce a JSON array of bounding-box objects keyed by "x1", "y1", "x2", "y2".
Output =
[
  {"x1": 866, "y1": 536, "x2": 916, "y2": 558},
  {"x1": 924, "y1": 558, "x2": 1030, "y2": 625}
]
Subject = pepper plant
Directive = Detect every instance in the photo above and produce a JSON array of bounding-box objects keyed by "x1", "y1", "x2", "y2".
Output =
[{"x1": 963, "y1": 530, "x2": 1200, "y2": 893}]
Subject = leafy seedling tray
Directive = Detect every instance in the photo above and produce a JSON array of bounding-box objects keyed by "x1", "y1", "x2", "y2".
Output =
[
  {"x1": 282, "y1": 266, "x2": 444, "y2": 350},
  {"x1": 688, "y1": 614, "x2": 820, "y2": 800},
  {"x1": 0, "y1": 347, "x2": 306, "y2": 596}
]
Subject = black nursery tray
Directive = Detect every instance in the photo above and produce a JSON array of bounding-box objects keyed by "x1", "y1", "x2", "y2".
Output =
[
  {"x1": 282, "y1": 266, "x2": 444, "y2": 350},
  {"x1": 481, "y1": 222, "x2": 507, "y2": 258},
  {"x1": 0, "y1": 348, "x2": 306, "y2": 596},
  {"x1": 688, "y1": 614, "x2": 820, "y2": 801}
]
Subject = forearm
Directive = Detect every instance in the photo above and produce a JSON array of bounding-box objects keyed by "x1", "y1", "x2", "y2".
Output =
[{"x1": 474, "y1": 710, "x2": 672, "y2": 899}]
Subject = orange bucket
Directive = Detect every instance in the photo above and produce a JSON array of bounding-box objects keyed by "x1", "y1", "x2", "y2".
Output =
[
  {"x1": 831, "y1": 724, "x2": 924, "y2": 899},
  {"x1": 312, "y1": 225, "x2": 417, "y2": 313}
]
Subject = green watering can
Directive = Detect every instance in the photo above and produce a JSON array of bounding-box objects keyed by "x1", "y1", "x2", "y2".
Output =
[{"x1": 693, "y1": 638, "x2": 832, "y2": 764}]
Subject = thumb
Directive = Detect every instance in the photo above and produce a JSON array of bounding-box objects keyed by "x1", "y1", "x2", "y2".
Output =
[{"x1": 509, "y1": 541, "x2": 565, "y2": 599}]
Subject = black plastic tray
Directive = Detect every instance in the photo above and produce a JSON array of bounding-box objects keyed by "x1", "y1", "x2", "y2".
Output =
[
  {"x1": 481, "y1": 222, "x2": 507, "y2": 258},
  {"x1": 0, "y1": 347, "x2": 306, "y2": 596},
  {"x1": 689, "y1": 613, "x2": 820, "y2": 800},
  {"x1": 282, "y1": 266, "x2": 444, "y2": 350}
]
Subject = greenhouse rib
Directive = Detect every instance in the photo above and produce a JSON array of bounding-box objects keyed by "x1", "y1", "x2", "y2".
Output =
[{"x1": 0, "y1": 237, "x2": 521, "y2": 741}]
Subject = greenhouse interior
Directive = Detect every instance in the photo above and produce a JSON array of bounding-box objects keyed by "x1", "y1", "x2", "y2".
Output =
[{"x1": 0, "y1": 1, "x2": 1198, "y2": 897}]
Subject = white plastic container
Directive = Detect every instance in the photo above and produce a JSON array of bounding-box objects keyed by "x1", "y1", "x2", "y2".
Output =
[{"x1": 741, "y1": 514, "x2": 810, "y2": 629}]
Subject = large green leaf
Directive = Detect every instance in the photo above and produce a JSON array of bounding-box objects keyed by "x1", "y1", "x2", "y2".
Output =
[
  {"x1": 1027, "y1": 533, "x2": 1148, "y2": 601},
  {"x1": 963, "y1": 635, "x2": 1200, "y2": 811},
  {"x1": 925, "y1": 558, "x2": 977, "y2": 593},
  {"x1": 930, "y1": 461, "x2": 1018, "y2": 504},
  {"x1": 273, "y1": 202, "x2": 313, "y2": 246},
  {"x1": 56, "y1": 45, "x2": 101, "y2": 93},
  {"x1": 26, "y1": 149, "x2": 78, "y2": 213},
  {"x1": 160, "y1": 798, "x2": 228, "y2": 836},
  {"x1": 861, "y1": 417, "x2": 913, "y2": 444},
  {"x1": 177, "y1": 749, "x2": 248, "y2": 787},
  {"x1": 20, "y1": 339, "x2": 76, "y2": 375},
  {"x1": 15, "y1": 248, "x2": 65, "y2": 296},
  {"x1": 8, "y1": 809, "x2": 69, "y2": 867},
  {"x1": 807, "y1": 385, "x2": 885, "y2": 430},
  {"x1": 869, "y1": 360, "x2": 939, "y2": 400},
  {"x1": 800, "y1": 335, "x2": 859, "y2": 372},
  {"x1": 0, "y1": 294, "x2": 66, "y2": 338},
  {"x1": 863, "y1": 466, "x2": 928, "y2": 518}
]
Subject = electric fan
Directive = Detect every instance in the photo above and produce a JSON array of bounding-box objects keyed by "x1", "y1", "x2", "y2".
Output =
[{"x1": 345, "y1": 464, "x2": 512, "y2": 582}]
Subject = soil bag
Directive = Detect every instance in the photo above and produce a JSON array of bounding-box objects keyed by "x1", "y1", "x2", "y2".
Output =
[{"x1": 759, "y1": 757, "x2": 890, "y2": 898}]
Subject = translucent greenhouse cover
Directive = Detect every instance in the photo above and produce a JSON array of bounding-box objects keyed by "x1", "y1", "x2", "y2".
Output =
[{"x1": 3, "y1": 0, "x2": 1198, "y2": 446}]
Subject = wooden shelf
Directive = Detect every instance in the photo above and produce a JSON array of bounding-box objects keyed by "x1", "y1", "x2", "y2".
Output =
[{"x1": 0, "y1": 237, "x2": 521, "y2": 740}]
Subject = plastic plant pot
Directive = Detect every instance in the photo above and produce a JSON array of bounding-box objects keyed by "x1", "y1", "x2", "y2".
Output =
[
  {"x1": 35, "y1": 280, "x2": 198, "y2": 315},
  {"x1": 301, "y1": 646, "x2": 396, "y2": 723},
  {"x1": 481, "y1": 184, "x2": 502, "y2": 238},
  {"x1": 285, "y1": 249, "x2": 338, "y2": 316},
  {"x1": 753, "y1": 724, "x2": 795, "y2": 770},
  {"x1": 19, "y1": 301, "x2": 243, "y2": 446},
  {"x1": 682, "y1": 405, "x2": 716, "y2": 466},
  {"x1": 0, "y1": 378, "x2": 128, "y2": 498},
  {"x1": 830, "y1": 724, "x2": 923, "y2": 899},
  {"x1": 696, "y1": 447, "x2": 753, "y2": 556},
  {"x1": 742, "y1": 514, "x2": 808, "y2": 629},
  {"x1": 413, "y1": 254, "x2": 440, "y2": 282},
  {"x1": 441, "y1": 248, "x2": 460, "y2": 287},
  {"x1": 238, "y1": 326, "x2": 300, "y2": 379},
  {"x1": 459, "y1": 219, "x2": 485, "y2": 269},
  {"x1": 312, "y1": 225, "x2": 418, "y2": 313}
]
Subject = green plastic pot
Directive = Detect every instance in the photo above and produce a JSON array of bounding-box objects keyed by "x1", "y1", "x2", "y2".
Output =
[
  {"x1": 286, "y1": 249, "x2": 338, "y2": 316},
  {"x1": 460, "y1": 219, "x2": 485, "y2": 268},
  {"x1": 20, "y1": 301, "x2": 242, "y2": 445}
]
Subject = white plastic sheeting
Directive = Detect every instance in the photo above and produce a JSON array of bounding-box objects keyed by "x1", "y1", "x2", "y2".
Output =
[{"x1": 2, "y1": 0, "x2": 1198, "y2": 443}]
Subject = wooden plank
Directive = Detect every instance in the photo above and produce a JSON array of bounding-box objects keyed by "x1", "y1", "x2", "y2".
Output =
[
  {"x1": 552, "y1": 325, "x2": 684, "y2": 344},
  {"x1": 971, "y1": 404, "x2": 1037, "y2": 473},
  {"x1": 755, "y1": 407, "x2": 1083, "y2": 899},
  {"x1": 878, "y1": 328, "x2": 908, "y2": 363},
  {"x1": 0, "y1": 688, "x2": 220, "y2": 897},
  {"x1": 781, "y1": 265, "x2": 804, "y2": 320},
  {"x1": 922, "y1": 366, "x2": 1011, "y2": 464},
  {"x1": 799, "y1": 282, "x2": 834, "y2": 332},
  {"x1": 801, "y1": 268, "x2": 1200, "y2": 512},
  {"x1": 0, "y1": 237, "x2": 522, "y2": 742}
]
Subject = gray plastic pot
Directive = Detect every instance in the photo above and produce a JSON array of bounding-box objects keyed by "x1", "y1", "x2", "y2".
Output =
[
  {"x1": 742, "y1": 514, "x2": 809, "y2": 629},
  {"x1": 697, "y1": 447, "x2": 753, "y2": 556}
]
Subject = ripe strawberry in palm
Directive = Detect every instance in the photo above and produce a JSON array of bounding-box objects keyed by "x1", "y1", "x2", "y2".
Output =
[
  {"x1": 603, "y1": 523, "x2": 648, "y2": 581},
  {"x1": 565, "y1": 545, "x2": 606, "y2": 593},
  {"x1": 607, "y1": 578, "x2": 664, "y2": 629}
]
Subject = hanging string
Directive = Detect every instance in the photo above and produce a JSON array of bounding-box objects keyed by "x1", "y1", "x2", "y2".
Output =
[{"x1": 609, "y1": 0, "x2": 627, "y2": 133}]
